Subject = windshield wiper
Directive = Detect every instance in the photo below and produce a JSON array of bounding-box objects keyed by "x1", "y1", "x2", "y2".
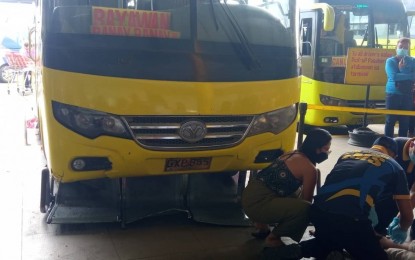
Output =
[
  {"x1": 209, "y1": 0, "x2": 220, "y2": 31},
  {"x1": 209, "y1": 0, "x2": 261, "y2": 70}
]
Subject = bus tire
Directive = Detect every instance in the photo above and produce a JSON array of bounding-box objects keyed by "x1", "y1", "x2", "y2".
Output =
[
  {"x1": 40, "y1": 168, "x2": 51, "y2": 213},
  {"x1": 346, "y1": 124, "x2": 367, "y2": 131}
]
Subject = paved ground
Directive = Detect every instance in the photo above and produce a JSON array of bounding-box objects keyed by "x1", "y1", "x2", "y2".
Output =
[{"x1": 0, "y1": 83, "x2": 390, "y2": 260}]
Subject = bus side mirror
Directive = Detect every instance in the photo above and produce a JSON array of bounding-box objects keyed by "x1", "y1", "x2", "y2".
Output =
[{"x1": 306, "y1": 3, "x2": 335, "y2": 32}]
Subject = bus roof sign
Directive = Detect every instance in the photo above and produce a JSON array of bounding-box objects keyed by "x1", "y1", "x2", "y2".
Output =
[{"x1": 355, "y1": 4, "x2": 369, "y2": 8}]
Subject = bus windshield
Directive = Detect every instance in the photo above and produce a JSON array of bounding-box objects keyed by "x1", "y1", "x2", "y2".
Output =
[
  {"x1": 319, "y1": 8, "x2": 369, "y2": 57},
  {"x1": 43, "y1": 0, "x2": 297, "y2": 82},
  {"x1": 314, "y1": 2, "x2": 407, "y2": 84}
]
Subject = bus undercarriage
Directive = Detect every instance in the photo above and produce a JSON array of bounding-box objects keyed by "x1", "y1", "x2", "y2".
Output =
[{"x1": 41, "y1": 168, "x2": 251, "y2": 226}]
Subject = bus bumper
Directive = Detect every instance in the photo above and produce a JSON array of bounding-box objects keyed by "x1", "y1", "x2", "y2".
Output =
[{"x1": 46, "y1": 171, "x2": 250, "y2": 226}]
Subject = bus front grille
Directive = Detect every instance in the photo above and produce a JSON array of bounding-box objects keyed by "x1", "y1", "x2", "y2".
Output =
[
  {"x1": 123, "y1": 116, "x2": 254, "y2": 150},
  {"x1": 347, "y1": 100, "x2": 385, "y2": 115}
]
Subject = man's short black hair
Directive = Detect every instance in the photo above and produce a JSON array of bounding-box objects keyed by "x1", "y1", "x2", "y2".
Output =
[{"x1": 372, "y1": 136, "x2": 398, "y2": 155}]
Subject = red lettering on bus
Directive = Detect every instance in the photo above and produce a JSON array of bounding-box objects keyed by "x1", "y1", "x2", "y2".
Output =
[
  {"x1": 92, "y1": 8, "x2": 106, "y2": 26},
  {"x1": 159, "y1": 13, "x2": 170, "y2": 29},
  {"x1": 106, "y1": 9, "x2": 115, "y2": 25},
  {"x1": 114, "y1": 9, "x2": 127, "y2": 26},
  {"x1": 128, "y1": 12, "x2": 139, "y2": 27}
]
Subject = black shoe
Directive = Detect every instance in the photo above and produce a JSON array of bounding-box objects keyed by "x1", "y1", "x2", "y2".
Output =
[
  {"x1": 261, "y1": 244, "x2": 302, "y2": 260},
  {"x1": 251, "y1": 230, "x2": 271, "y2": 239}
]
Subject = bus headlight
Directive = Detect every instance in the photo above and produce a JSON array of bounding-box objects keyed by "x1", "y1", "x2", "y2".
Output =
[
  {"x1": 247, "y1": 104, "x2": 297, "y2": 136},
  {"x1": 320, "y1": 94, "x2": 348, "y2": 106},
  {"x1": 52, "y1": 101, "x2": 131, "y2": 139}
]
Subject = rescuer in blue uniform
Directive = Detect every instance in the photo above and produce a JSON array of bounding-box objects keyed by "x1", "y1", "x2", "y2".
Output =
[
  {"x1": 375, "y1": 137, "x2": 415, "y2": 240},
  {"x1": 302, "y1": 136, "x2": 413, "y2": 260}
]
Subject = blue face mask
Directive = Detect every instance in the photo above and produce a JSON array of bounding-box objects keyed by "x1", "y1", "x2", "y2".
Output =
[{"x1": 397, "y1": 48, "x2": 409, "y2": 56}]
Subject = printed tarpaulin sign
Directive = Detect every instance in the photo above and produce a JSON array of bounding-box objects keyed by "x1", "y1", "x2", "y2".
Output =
[
  {"x1": 344, "y1": 47, "x2": 395, "y2": 85},
  {"x1": 91, "y1": 7, "x2": 180, "y2": 38},
  {"x1": 331, "y1": 56, "x2": 346, "y2": 67}
]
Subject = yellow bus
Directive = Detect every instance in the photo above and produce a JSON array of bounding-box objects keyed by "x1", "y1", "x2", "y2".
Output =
[
  {"x1": 300, "y1": 0, "x2": 408, "y2": 129},
  {"x1": 405, "y1": 0, "x2": 415, "y2": 52},
  {"x1": 35, "y1": 0, "x2": 300, "y2": 225}
]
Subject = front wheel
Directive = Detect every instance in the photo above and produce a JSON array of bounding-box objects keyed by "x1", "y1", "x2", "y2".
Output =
[{"x1": 40, "y1": 168, "x2": 51, "y2": 213}]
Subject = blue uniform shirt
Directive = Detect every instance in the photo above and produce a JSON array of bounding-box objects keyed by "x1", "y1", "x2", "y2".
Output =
[
  {"x1": 395, "y1": 137, "x2": 415, "y2": 189},
  {"x1": 313, "y1": 150, "x2": 409, "y2": 220},
  {"x1": 385, "y1": 55, "x2": 415, "y2": 94}
]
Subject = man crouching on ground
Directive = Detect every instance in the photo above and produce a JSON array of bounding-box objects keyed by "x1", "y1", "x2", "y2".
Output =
[{"x1": 301, "y1": 136, "x2": 413, "y2": 260}]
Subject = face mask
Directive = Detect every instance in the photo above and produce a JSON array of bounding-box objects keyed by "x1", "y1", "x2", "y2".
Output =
[
  {"x1": 314, "y1": 152, "x2": 329, "y2": 164},
  {"x1": 410, "y1": 150, "x2": 415, "y2": 163},
  {"x1": 397, "y1": 48, "x2": 409, "y2": 56}
]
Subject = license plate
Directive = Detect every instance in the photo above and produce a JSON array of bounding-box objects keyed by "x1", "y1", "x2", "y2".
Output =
[
  {"x1": 164, "y1": 157, "x2": 212, "y2": 172},
  {"x1": 355, "y1": 117, "x2": 374, "y2": 125}
]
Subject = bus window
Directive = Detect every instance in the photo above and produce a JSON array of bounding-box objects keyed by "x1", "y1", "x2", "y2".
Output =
[
  {"x1": 350, "y1": 11, "x2": 369, "y2": 47},
  {"x1": 319, "y1": 11, "x2": 347, "y2": 56},
  {"x1": 126, "y1": 0, "x2": 189, "y2": 10},
  {"x1": 90, "y1": 0, "x2": 119, "y2": 7},
  {"x1": 375, "y1": 22, "x2": 407, "y2": 50},
  {"x1": 315, "y1": 9, "x2": 371, "y2": 84},
  {"x1": 301, "y1": 18, "x2": 313, "y2": 56},
  {"x1": 410, "y1": 15, "x2": 415, "y2": 38},
  {"x1": 344, "y1": 14, "x2": 357, "y2": 49}
]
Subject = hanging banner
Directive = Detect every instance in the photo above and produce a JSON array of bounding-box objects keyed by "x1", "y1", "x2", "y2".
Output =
[
  {"x1": 91, "y1": 7, "x2": 181, "y2": 38},
  {"x1": 344, "y1": 47, "x2": 395, "y2": 85}
]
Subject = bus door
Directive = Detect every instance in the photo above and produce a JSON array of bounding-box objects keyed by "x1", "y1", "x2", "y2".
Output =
[
  {"x1": 408, "y1": 11, "x2": 415, "y2": 53},
  {"x1": 300, "y1": 11, "x2": 319, "y2": 79}
]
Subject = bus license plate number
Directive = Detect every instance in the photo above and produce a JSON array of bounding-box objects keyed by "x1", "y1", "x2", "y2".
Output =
[
  {"x1": 355, "y1": 118, "x2": 374, "y2": 125},
  {"x1": 165, "y1": 157, "x2": 212, "y2": 172}
]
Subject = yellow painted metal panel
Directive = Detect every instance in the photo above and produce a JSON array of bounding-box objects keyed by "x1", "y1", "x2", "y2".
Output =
[
  {"x1": 300, "y1": 75, "x2": 386, "y2": 126},
  {"x1": 40, "y1": 69, "x2": 299, "y2": 182}
]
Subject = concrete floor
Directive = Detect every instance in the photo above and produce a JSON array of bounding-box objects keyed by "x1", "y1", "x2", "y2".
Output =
[{"x1": 0, "y1": 83, "x2": 384, "y2": 260}]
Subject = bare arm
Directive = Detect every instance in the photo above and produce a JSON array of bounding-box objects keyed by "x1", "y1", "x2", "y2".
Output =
[
  {"x1": 396, "y1": 199, "x2": 414, "y2": 230},
  {"x1": 410, "y1": 183, "x2": 415, "y2": 209},
  {"x1": 284, "y1": 154, "x2": 317, "y2": 202},
  {"x1": 301, "y1": 166, "x2": 317, "y2": 202}
]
